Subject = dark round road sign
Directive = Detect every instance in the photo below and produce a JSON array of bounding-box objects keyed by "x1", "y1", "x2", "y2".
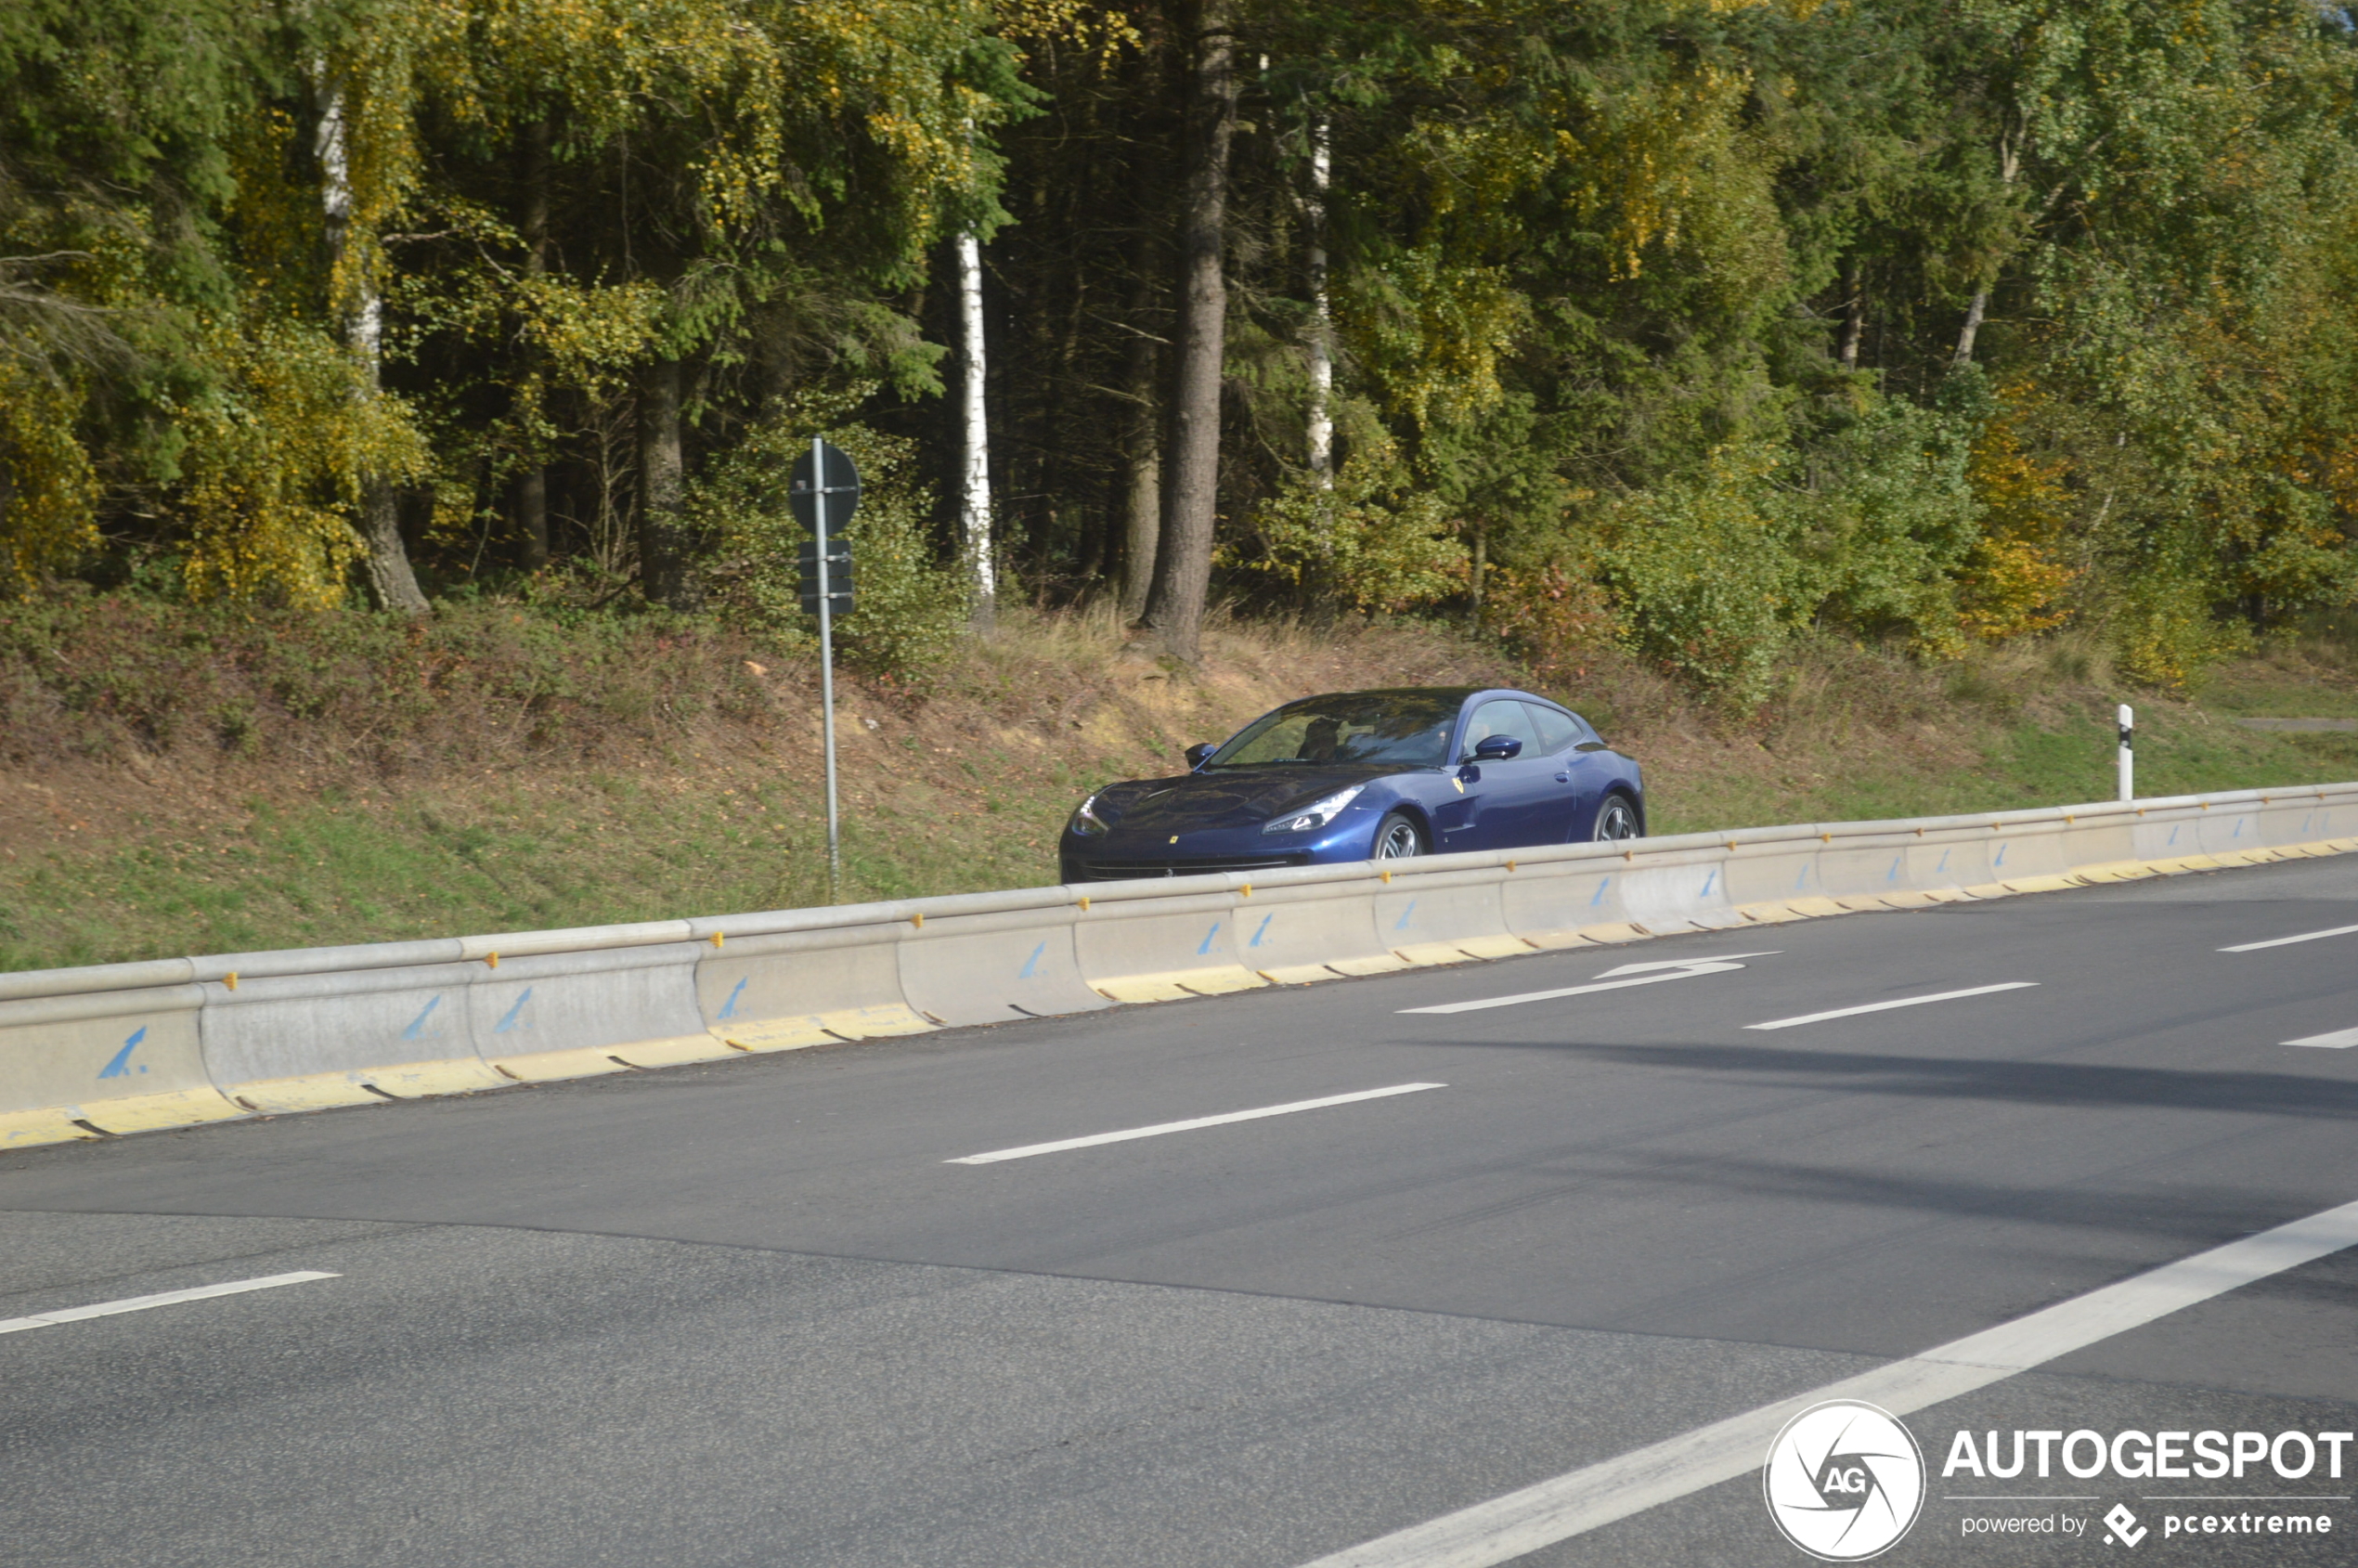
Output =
[{"x1": 789, "y1": 441, "x2": 862, "y2": 533}]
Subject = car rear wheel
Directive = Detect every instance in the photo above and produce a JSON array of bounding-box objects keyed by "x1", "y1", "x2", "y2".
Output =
[
  {"x1": 1374, "y1": 811, "x2": 1424, "y2": 860},
  {"x1": 1594, "y1": 795, "x2": 1640, "y2": 842}
]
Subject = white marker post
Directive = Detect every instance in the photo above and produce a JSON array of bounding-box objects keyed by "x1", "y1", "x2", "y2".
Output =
[
  {"x1": 2118, "y1": 703, "x2": 2134, "y2": 803},
  {"x1": 813, "y1": 435, "x2": 841, "y2": 897}
]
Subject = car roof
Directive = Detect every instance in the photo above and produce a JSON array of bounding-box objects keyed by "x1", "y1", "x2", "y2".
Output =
[{"x1": 1271, "y1": 686, "x2": 1579, "y2": 723}]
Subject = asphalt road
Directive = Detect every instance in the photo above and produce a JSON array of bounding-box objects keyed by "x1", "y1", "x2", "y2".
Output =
[{"x1": 5, "y1": 854, "x2": 2358, "y2": 1566}]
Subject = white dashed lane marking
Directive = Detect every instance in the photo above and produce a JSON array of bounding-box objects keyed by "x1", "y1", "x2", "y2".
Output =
[
  {"x1": 2220, "y1": 922, "x2": 2358, "y2": 953},
  {"x1": 1397, "y1": 954, "x2": 1777, "y2": 1016},
  {"x1": 1294, "y1": 1198, "x2": 2358, "y2": 1568},
  {"x1": 946, "y1": 1082, "x2": 1445, "y2": 1164},
  {"x1": 0, "y1": 1271, "x2": 340, "y2": 1336},
  {"x1": 1745, "y1": 981, "x2": 2039, "y2": 1031}
]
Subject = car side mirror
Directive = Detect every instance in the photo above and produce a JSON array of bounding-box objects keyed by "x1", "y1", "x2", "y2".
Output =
[
  {"x1": 1184, "y1": 742, "x2": 1218, "y2": 770},
  {"x1": 1471, "y1": 734, "x2": 1522, "y2": 761}
]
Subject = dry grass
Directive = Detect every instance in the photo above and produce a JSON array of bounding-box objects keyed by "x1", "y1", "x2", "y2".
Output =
[{"x1": 5, "y1": 592, "x2": 2354, "y2": 972}]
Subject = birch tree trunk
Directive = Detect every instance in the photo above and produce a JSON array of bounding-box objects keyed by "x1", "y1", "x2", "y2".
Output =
[
  {"x1": 1139, "y1": 0, "x2": 1237, "y2": 665},
  {"x1": 1838, "y1": 257, "x2": 1865, "y2": 369},
  {"x1": 1954, "y1": 136, "x2": 2022, "y2": 369},
  {"x1": 957, "y1": 229, "x2": 996, "y2": 631},
  {"x1": 317, "y1": 73, "x2": 429, "y2": 615},
  {"x1": 1306, "y1": 120, "x2": 1333, "y2": 487}
]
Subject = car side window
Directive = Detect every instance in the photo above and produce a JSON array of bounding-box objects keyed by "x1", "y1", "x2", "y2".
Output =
[
  {"x1": 1522, "y1": 703, "x2": 1580, "y2": 755},
  {"x1": 1462, "y1": 699, "x2": 1541, "y2": 758}
]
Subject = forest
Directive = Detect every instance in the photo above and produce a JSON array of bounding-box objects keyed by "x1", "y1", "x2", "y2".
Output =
[{"x1": 5, "y1": 0, "x2": 2358, "y2": 705}]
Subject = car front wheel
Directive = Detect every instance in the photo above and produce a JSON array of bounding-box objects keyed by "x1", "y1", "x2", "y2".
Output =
[
  {"x1": 1593, "y1": 795, "x2": 1640, "y2": 842},
  {"x1": 1373, "y1": 811, "x2": 1425, "y2": 860}
]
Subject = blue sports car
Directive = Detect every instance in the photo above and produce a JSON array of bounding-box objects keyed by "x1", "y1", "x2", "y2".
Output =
[{"x1": 1059, "y1": 686, "x2": 1644, "y2": 883}]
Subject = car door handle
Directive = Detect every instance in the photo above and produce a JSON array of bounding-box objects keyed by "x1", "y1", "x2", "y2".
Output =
[{"x1": 1554, "y1": 771, "x2": 1571, "y2": 783}]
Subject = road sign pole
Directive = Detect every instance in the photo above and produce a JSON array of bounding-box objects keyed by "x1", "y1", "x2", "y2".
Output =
[{"x1": 815, "y1": 435, "x2": 842, "y2": 900}]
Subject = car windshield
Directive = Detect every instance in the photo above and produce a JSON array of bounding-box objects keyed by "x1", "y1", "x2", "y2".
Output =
[{"x1": 1207, "y1": 692, "x2": 1461, "y2": 769}]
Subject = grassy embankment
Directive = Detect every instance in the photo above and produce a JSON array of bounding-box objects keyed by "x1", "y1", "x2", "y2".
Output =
[{"x1": 6, "y1": 592, "x2": 2356, "y2": 974}]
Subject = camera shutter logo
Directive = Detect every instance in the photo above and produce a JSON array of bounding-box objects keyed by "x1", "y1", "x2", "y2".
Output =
[{"x1": 1763, "y1": 1399, "x2": 1925, "y2": 1561}]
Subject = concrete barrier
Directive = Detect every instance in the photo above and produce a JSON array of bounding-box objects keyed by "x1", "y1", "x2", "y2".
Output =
[
  {"x1": 3, "y1": 780, "x2": 2355, "y2": 1150},
  {"x1": 0, "y1": 983, "x2": 225, "y2": 1146},
  {"x1": 1374, "y1": 860, "x2": 1524, "y2": 964},
  {"x1": 1074, "y1": 881, "x2": 1263, "y2": 1001},
  {"x1": 1227, "y1": 869, "x2": 1406, "y2": 983},
  {"x1": 476, "y1": 942, "x2": 719, "y2": 1081},
  {"x1": 898, "y1": 900, "x2": 1109, "y2": 1025},
  {"x1": 199, "y1": 960, "x2": 501, "y2": 1111}
]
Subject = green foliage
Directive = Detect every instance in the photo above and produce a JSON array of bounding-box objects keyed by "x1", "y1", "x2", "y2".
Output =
[
  {"x1": 697, "y1": 405, "x2": 968, "y2": 687},
  {"x1": 177, "y1": 316, "x2": 431, "y2": 607},
  {"x1": 1593, "y1": 447, "x2": 1809, "y2": 709},
  {"x1": 5, "y1": 0, "x2": 2358, "y2": 715},
  {"x1": 1783, "y1": 395, "x2": 1984, "y2": 659},
  {"x1": 1229, "y1": 434, "x2": 1466, "y2": 614},
  {"x1": 0, "y1": 359, "x2": 100, "y2": 589}
]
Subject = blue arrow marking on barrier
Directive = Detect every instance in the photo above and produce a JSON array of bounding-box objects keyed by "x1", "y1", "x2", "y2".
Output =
[
  {"x1": 1700, "y1": 870, "x2": 1717, "y2": 898},
  {"x1": 2234, "y1": 818, "x2": 2243, "y2": 837},
  {"x1": 1249, "y1": 914, "x2": 1273, "y2": 948},
  {"x1": 493, "y1": 988, "x2": 534, "y2": 1033},
  {"x1": 1794, "y1": 864, "x2": 1809, "y2": 889},
  {"x1": 1393, "y1": 900, "x2": 1418, "y2": 930},
  {"x1": 1017, "y1": 942, "x2": 1044, "y2": 979},
  {"x1": 1198, "y1": 922, "x2": 1222, "y2": 955},
  {"x1": 1887, "y1": 855, "x2": 1901, "y2": 880},
  {"x1": 1994, "y1": 843, "x2": 2007, "y2": 867},
  {"x1": 97, "y1": 1027, "x2": 146, "y2": 1080},
  {"x1": 717, "y1": 977, "x2": 747, "y2": 1019},
  {"x1": 2169, "y1": 824, "x2": 2180, "y2": 845},
  {"x1": 2303, "y1": 812, "x2": 2314, "y2": 834},
  {"x1": 401, "y1": 995, "x2": 441, "y2": 1041},
  {"x1": 1590, "y1": 878, "x2": 1610, "y2": 906},
  {"x1": 1937, "y1": 849, "x2": 1950, "y2": 873}
]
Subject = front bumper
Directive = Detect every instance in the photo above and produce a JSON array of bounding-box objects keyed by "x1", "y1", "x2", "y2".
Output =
[{"x1": 1062, "y1": 850, "x2": 1313, "y2": 883}]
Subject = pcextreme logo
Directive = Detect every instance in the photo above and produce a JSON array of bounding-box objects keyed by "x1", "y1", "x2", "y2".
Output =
[{"x1": 1764, "y1": 1400, "x2": 1927, "y2": 1561}]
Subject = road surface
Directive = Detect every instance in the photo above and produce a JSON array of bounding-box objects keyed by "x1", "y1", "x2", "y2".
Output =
[{"x1": 4, "y1": 854, "x2": 2356, "y2": 1564}]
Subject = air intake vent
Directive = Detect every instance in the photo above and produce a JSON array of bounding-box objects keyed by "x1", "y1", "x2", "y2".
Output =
[{"x1": 1073, "y1": 854, "x2": 1309, "y2": 882}]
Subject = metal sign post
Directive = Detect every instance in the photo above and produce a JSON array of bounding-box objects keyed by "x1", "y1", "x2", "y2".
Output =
[
  {"x1": 790, "y1": 439, "x2": 861, "y2": 901},
  {"x1": 814, "y1": 436, "x2": 840, "y2": 896}
]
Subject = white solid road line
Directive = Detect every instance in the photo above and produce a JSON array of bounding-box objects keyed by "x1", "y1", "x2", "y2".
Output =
[
  {"x1": 1744, "y1": 980, "x2": 2039, "y2": 1031},
  {"x1": 2285, "y1": 1025, "x2": 2358, "y2": 1049},
  {"x1": 945, "y1": 1082, "x2": 1445, "y2": 1165},
  {"x1": 1295, "y1": 1196, "x2": 2358, "y2": 1568},
  {"x1": 0, "y1": 1271, "x2": 340, "y2": 1336},
  {"x1": 2221, "y1": 922, "x2": 2358, "y2": 952},
  {"x1": 1398, "y1": 953, "x2": 1779, "y2": 1016}
]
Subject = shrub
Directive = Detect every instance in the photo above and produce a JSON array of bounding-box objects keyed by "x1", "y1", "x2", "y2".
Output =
[
  {"x1": 1226, "y1": 436, "x2": 1467, "y2": 615},
  {"x1": 697, "y1": 404, "x2": 968, "y2": 689},
  {"x1": 1593, "y1": 447, "x2": 1811, "y2": 710}
]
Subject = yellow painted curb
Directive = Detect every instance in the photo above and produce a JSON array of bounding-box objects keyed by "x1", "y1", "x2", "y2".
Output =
[
  {"x1": 488, "y1": 1033, "x2": 742, "y2": 1082},
  {"x1": 1095, "y1": 965, "x2": 1267, "y2": 1002},
  {"x1": 1322, "y1": 952, "x2": 1419, "y2": 975},
  {"x1": 1256, "y1": 964, "x2": 1343, "y2": 985},
  {"x1": 0, "y1": 1108, "x2": 100, "y2": 1148},
  {"x1": 70, "y1": 1086, "x2": 251, "y2": 1134}
]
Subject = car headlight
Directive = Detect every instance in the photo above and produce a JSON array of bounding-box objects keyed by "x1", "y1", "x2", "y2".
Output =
[
  {"x1": 1263, "y1": 784, "x2": 1364, "y2": 834},
  {"x1": 1069, "y1": 794, "x2": 1110, "y2": 836}
]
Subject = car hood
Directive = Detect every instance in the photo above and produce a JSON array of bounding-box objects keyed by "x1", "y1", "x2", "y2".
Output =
[{"x1": 1096, "y1": 765, "x2": 1402, "y2": 833}]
